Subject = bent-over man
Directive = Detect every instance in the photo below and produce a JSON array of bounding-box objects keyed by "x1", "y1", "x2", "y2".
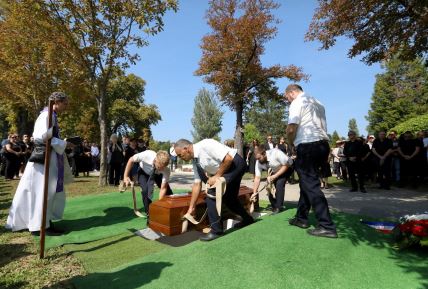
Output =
[
  {"x1": 174, "y1": 139, "x2": 254, "y2": 241},
  {"x1": 123, "y1": 150, "x2": 173, "y2": 220},
  {"x1": 251, "y1": 146, "x2": 293, "y2": 214}
]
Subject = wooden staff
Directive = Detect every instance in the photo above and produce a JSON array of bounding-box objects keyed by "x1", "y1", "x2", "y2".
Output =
[{"x1": 40, "y1": 100, "x2": 54, "y2": 259}]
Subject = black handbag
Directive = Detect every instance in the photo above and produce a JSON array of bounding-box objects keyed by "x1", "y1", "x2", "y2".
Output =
[{"x1": 28, "y1": 140, "x2": 46, "y2": 164}]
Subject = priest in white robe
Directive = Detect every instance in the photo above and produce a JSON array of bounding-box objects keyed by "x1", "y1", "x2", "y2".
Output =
[{"x1": 6, "y1": 92, "x2": 73, "y2": 235}]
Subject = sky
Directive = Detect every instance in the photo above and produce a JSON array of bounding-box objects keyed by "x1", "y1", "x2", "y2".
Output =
[{"x1": 127, "y1": 0, "x2": 383, "y2": 142}]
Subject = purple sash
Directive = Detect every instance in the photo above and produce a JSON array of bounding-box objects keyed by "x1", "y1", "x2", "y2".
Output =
[{"x1": 42, "y1": 108, "x2": 64, "y2": 192}]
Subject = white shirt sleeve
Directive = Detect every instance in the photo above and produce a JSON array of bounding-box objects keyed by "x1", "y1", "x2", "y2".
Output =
[
  {"x1": 161, "y1": 167, "x2": 171, "y2": 184},
  {"x1": 255, "y1": 160, "x2": 262, "y2": 177},
  {"x1": 193, "y1": 161, "x2": 201, "y2": 183},
  {"x1": 132, "y1": 151, "x2": 146, "y2": 163},
  {"x1": 206, "y1": 139, "x2": 230, "y2": 163},
  {"x1": 288, "y1": 100, "x2": 301, "y2": 125}
]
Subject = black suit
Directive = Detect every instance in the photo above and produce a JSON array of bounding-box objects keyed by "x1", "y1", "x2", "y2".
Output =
[{"x1": 264, "y1": 142, "x2": 276, "y2": 151}]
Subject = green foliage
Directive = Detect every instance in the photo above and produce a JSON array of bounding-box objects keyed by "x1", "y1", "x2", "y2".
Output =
[
  {"x1": 348, "y1": 118, "x2": 359, "y2": 136},
  {"x1": 243, "y1": 123, "x2": 263, "y2": 144},
  {"x1": 191, "y1": 88, "x2": 223, "y2": 142},
  {"x1": 390, "y1": 114, "x2": 428, "y2": 135},
  {"x1": 244, "y1": 94, "x2": 287, "y2": 142},
  {"x1": 330, "y1": 130, "x2": 341, "y2": 146},
  {"x1": 149, "y1": 140, "x2": 171, "y2": 152},
  {"x1": 108, "y1": 73, "x2": 161, "y2": 137},
  {"x1": 366, "y1": 58, "x2": 428, "y2": 134}
]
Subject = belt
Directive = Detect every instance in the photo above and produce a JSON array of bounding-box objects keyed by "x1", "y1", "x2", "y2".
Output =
[{"x1": 298, "y1": 139, "x2": 328, "y2": 146}]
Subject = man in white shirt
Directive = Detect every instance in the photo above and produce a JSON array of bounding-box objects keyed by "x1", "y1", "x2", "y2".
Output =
[
  {"x1": 285, "y1": 84, "x2": 337, "y2": 238},
  {"x1": 123, "y1": 150, "x2": 172, "y2": 219},
  {"x1": 251, "y1": 146, "x2": 293, "y2": 214},
  {"x1": 174, "y1": 138, "x2": 254, "y2": 241},
  {"x1": 169, "y1": 143, "x2": 178, "y2": 171}
]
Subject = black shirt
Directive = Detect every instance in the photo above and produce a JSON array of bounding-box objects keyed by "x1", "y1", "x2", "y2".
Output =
[
  {"x1": 399, "y1": 138, "x2": 417, "y2": 156},
  {"x1": 372, "y1": 138, "x2": 393, "y2": 156},
  {"x1": 344, "y1": 140, "x2": 364, "y2": 159}
]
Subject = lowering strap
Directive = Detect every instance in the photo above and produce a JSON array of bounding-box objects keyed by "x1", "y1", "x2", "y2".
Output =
[
  {"x1": 119, "y1": 180, "x2": 146, "y2": 218},
  {"x1": 181, "y1": 177, "x2": 227, "y2": 233},
  {"x1": 249, "y1": 169, "x2": 276, "y2": 213}
]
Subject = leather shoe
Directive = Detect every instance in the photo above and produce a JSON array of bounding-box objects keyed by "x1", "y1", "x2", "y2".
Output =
[
  {"x1": 288, "y1": 217, "x2": 309, "y2": 229},
  {"x1": 307, "y1": 227, "x2": 338, "y2": 238},
  {"x1": 200, "y1": 232, "x2": 223, "y2": 242},
  {"x1": 30, "y1": 229, "x2": 64, "y2": 236},
  {"x1": 271, "y1": 208, "x2": 283, "y2": 215},
  {"x1": 233, "y1": 219, "x2": 254, "y2": 229}
]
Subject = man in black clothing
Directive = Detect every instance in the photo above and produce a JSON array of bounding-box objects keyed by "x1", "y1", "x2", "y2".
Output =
[
  {"x1": 344, "y1": 131, "x2": 366, "y2": 193},
  {"x1": 372, "y1": 131, "x2": 393, "y2": 189},
  {"x1": 264, "y1": 135, "x2": 276, "y2": 151}
]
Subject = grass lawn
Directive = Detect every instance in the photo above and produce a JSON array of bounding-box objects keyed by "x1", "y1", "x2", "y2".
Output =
[{"x1": 1, "y1": 175, "x2": 427, "y2": 289}]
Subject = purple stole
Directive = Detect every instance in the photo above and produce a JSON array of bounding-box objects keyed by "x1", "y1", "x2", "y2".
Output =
[{"x1": 42, "y1": 108, "x2": 64, "y2": 192}]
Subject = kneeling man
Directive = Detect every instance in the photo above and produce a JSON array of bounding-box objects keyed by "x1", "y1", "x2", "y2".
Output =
[
  {"x1": 123, "y1": 150, "x2": 173, "y2": 220},
  {"x1": 174, "y1": 139, "x2": 254, "y2": 241},
  {"x1": 251, "y1": 146, "x2": 293, "y2": 214}
]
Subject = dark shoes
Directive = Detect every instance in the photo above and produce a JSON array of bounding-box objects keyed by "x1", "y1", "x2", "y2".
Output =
[
  {"x1": 360, "y1": 188, "x2": 367, "y2": 193},
  {"x1": 30, "y1": 228, "x2": 64, "y2": 236},
  {"x1": 200, "y1": 232, "x2": 223, "y2": 242},
  {"x1": 307, "y1": 227, "x2": 338, "y2": 238},
  {"x1": 233, "y1": 219, "x2": 254, "y2": 229},
  {"x1": 288, "y1": 217, "x2": 309, "y2": 229},
  {"x1": 349, "y1": 188, "x2": 358, "y2": 192},
  {"x1": 271, "y1": 208, "x2": 284, "y2": 215}
]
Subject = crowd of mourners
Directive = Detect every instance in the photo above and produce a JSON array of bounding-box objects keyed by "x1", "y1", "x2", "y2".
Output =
[
  {"x1": 2, "y1": 130, "x2": 427, "y2": 192},
  {"x1": 244, "y1": 130, "x2": 428, "y2": 192},
  {"x1": 0, "y1": 132, "x2": 151, "y2": 186}
]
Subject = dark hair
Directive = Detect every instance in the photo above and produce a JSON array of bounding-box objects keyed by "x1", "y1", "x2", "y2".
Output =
[{"x1": 49, "y1": 91, "x2": 68, "y2": 102}]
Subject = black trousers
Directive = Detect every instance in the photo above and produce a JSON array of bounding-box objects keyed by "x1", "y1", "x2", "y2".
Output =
[
  {"x1": 377, "y1": 157, "x2": 391, "y2": 188},
  {"x1": 108, "y1": 162, "x2": 122, "y2": 185},
  {"x1": 339, "y1": 161, "x2": 348, "y2": 181},
  {"x1": 347, "y1": 161, "x2": 365, "y2": 190},
  {"x1": 204, "y1": 154, "x2": 254, "y2": 234},
  {"x1": 268, "y1": 172, "x2": 287, "y2": 210},
  {"x1": 5, "y1": 156, "x2": 19, "y2": 179},
  {"x1": 295, "y1": 140, "x2": 336, "y2": 231},
  {"x1": 138, "y1": 170, "x2": 173, "y2": 216}
]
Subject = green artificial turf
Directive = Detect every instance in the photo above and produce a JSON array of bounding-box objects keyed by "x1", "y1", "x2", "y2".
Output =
[
  {"x1": 72, "y1": 209, "x2": 428, "y2": 289},
  {"x1": 40, "y1": 189, "x2": 187, "y2": 248},
  {"x1": 64, "y1": 232, "x2": 170, "y2": 272}
]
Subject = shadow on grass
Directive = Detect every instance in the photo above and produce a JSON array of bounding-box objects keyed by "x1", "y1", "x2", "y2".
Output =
[
  {"x1": 334, "y1": 211, "x2": 428, "y2": 289},
  {"x1": 54, "y1": 207, "x2": 136, "y2": 233},
  {"x1": 66, "y1": 233, "x2": 136, "y2": 254},
  {"x1": 0, "y1": 281, "x2": 28, "y2": 289},
  {"x1": 51, "y1": 262, "x2": 173, "y2": 289},
  {"x1": 0, "y1": 243, "x2": 31, "y2": 268}
]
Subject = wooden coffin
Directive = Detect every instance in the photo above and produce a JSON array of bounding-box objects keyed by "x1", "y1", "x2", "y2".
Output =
[
  {"x1": 149, "y1": 192, "x2": 207, "y2": 236},
  {"x1": 149, "y1": 186, "x2": 254, "y2": 236}
]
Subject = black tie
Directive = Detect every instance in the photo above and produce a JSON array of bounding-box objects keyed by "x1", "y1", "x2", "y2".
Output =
[{"x1": 193, "y1": 158, "x2": 208, "y2": 183}]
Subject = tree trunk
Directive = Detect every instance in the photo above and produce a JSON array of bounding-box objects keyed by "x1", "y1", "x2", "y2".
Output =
[
  {"x1": 97, "y1": 88, "x2": 108, "y2": 186},
  {"x1": 234, "y1": 101, "x2": 244, "y2": 157}
]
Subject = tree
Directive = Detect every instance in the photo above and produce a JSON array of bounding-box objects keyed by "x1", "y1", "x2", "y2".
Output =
[
  {"x1": 366, "y1": 57, "x2": 428, "y2": 133},
  {"x1": 243, "y1": 123, "x2": 263, "y2": 144},
  {"x1": 196, "y1": 0, "x2": 306, "y2": 156},
  {"x1": 306, "y1": 0, "x2": 428, "y2": 65},
  {"x1": 391, "y1": 114, "x2": 428, "y2": 135},
  {"x1": 244, "y1": 91, "x2": 287, "y2": 142},
  {"x1": 39, "y1": 0, "x2": 177, "y2": 185},
  {"x1": 0, "y1": 1, "x2": 87, "y2": 134},
  {"x1": 330, "y1": 130, "x2": 340, "y2": 147},
  {"x1": 107, "y1": 73, "x2": 161, "y2": 137},
  {"x1": 348, "y1": 118, "x2": 360, "y2": 136},
  {"x1": 191, "y1": 88, "x2": 224, "y2": 142}
]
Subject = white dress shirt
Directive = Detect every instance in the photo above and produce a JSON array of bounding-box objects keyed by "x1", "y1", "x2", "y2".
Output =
[
  {"x1": 255, "y1": 148, "x2": 292, "y2": 177},
  {"x1": 288, "y1": 92, "x2": 329, "y2": 146},
  {"x1": 132, "y1": 150, "x2": 170, "y2": 183},
  {"x1": 192, "y1": 139, "x2": 237, "y2": 183}
]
